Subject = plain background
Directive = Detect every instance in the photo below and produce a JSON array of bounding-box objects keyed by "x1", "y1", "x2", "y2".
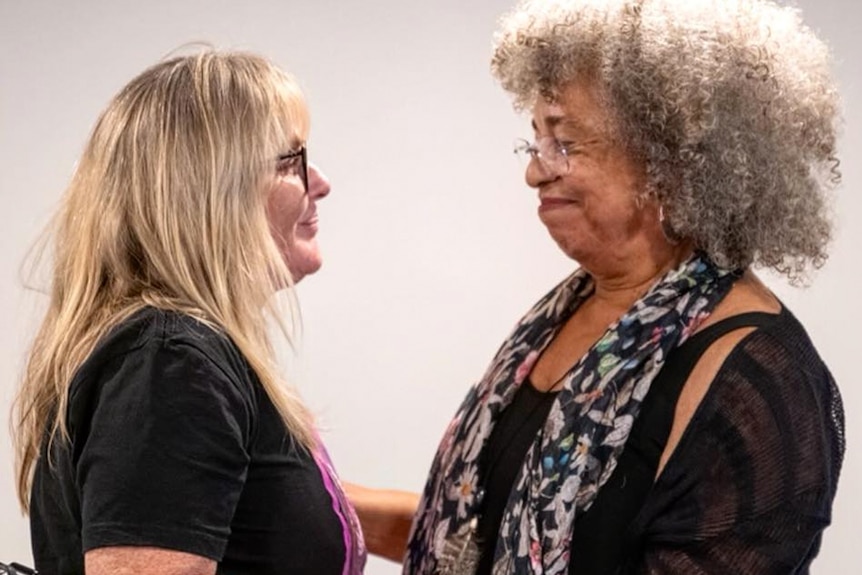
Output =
[{"x1": 0, "y1": 1, "x2": 858, "y2": 573}]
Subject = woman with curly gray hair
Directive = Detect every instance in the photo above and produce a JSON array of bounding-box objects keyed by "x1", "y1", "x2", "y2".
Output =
[{"x1": 349, "y1": 0, "x2": 845, "y2": 574}]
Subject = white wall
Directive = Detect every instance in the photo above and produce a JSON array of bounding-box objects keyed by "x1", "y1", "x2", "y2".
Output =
[{"x1": 0, "y1": 1, "x2": 858, "y2": 573}]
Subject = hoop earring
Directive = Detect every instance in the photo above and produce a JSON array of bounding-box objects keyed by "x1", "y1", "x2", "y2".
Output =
[{"x1": 659, "y1": 204, "x2": 681, "y2": 245}]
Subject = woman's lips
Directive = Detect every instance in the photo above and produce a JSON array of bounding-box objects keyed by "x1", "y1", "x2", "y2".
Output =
[
  {"x1": 298, "y1": 216, "x2": 319, "y2": 235},
  {"x1": 538, "y1": 197, "x2": 576, "y2": 212},
  {"x1": 299, "y1": 208, "x2": 318, "y2": 225}
]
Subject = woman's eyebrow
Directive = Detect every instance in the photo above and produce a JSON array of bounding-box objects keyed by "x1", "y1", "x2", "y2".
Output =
[
  {"x1": 283, "y1": 135, "x2": 305, "y2": 151},
  {"x1": 532, "y1": 116, "x2": 565, "y2": 131},
  {"x1": 532, "y1": 115, "x2": 594, "y2": 134}
]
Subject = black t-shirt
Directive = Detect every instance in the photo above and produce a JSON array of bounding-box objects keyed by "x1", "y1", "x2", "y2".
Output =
[{"x1": 30, "y1": 308, "x2": 346, "y2": 575}]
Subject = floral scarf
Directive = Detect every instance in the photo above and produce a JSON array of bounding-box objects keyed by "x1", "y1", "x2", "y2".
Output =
[{"x1": 404, "y1": 253, "x2": 737, "y2": 574}]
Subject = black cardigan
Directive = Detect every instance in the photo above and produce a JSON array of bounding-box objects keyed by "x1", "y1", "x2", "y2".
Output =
[{"x1": 476, "y1": 306, "x2": 844, "y2": 575}]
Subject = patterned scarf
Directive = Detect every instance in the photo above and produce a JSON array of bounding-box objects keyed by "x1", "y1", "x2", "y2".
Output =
[{"x1": 404, "y1": 253, "x2": 737, "y2": 574}]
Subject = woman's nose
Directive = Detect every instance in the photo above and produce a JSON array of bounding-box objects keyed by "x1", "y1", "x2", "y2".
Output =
[
  {"x1": 524, "y1": 155, "x2": 556, "y2": 189},
  {"x1": 307, "y1": 163, "x2": 331, "y2": 199}
]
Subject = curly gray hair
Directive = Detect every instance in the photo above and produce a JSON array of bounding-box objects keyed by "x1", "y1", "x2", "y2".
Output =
[{"x1": 492, "y1": 0, "x2": 840, "y2": 280}]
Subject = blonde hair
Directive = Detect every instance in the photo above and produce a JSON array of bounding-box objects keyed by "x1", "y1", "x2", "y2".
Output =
[{"x1": 14, "y1": 50, "x2": 314, "y2": 511}]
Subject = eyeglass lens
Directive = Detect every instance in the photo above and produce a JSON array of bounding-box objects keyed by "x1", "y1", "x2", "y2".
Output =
[{"x1": 513, "y1": 137, "x2": 568, "y2": 175}]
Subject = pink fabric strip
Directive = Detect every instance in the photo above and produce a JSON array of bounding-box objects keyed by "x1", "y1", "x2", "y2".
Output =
[{"x1": 313, "y1": 449, "x2": 356, "y2": 575}]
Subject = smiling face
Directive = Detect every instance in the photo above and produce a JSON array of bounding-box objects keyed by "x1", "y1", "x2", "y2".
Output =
[
  {"x1": 267, "y1": 157, "x2": 331, "y2": 283},
  {"x1": 526, "y1": 81, "x2": 658, "y2": 272}
]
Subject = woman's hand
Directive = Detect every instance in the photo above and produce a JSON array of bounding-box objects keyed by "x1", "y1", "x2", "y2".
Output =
[{"x1": 344, "y1": 482, "x2": 420, "y2": 563}]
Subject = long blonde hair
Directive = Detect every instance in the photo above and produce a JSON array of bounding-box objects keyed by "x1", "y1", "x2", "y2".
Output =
[{"x1": 14, "y1": 50, "x2": 314, "y2": 512}]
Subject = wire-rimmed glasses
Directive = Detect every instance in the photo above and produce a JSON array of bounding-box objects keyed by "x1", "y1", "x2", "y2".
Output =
[{"x1": 513, "y1": 137, "x2": 570, "y2": 176}]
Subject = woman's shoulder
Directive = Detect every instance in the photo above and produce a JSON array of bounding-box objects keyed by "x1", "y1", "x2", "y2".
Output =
[
  {"x1": 706, "y1": 271, "x2": 834, "y2": 393},
  {"x1": 695, "y1": 268, "x2": 837, "y2": 422},
  {"x1": 715, "y1": 304, "x2": 840, "y2": 435},
  {"x1": 692, "y1": 302, "x2": 843, "y2": 482},
  {"x1": 700, "y1": 271, "x2": 781, "y2": 327},
  {"x1": 64, "y1": 308, "x2": 261, "y2": 444},
  {"x1": 660, "y1": 274, "x2": 843, "y2": 486},
  {"x1": 94, "y1": 306, "x2": 242, "y2": 363},
  {"x1": 693, "y1": 271, "x2": 833, "y2": 385},
  {"x1": 97, "y1": 306, "x2": 224, "y2": 345},
  {"x1": 655, "y1": 302, "x2": 843, "y2": 521},
  {"x1": 73, "y1": 307, "x2": 256, "y2": 399}
]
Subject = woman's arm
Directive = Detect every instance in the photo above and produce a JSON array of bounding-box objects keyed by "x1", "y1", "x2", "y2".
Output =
[
  {"x1": 85, "y1": 547, "x2": 216, "y2": 575},
  {"x1": 637, "y1": 320, "x2": 842, "y2": 574},
  {"x1": 343, "y1": 483, "x2": 420, "y2": 563}
]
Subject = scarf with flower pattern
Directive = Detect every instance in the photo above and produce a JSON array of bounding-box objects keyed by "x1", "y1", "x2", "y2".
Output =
[{"x1": 404, "y1": 253, "x2": 737, "y2": 575}]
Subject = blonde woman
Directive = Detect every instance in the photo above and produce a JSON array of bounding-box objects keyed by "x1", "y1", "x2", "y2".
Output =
[{"x1": 14, "y1": 51, "x2": 365, "y2": 575}]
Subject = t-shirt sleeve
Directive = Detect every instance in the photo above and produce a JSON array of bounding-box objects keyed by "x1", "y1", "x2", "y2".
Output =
[
  {"x1": 635, "y1": 328, "x2": 844, "y2": 574},
  {"x1": 70, "y1": 336, "x2": 255, "y2": 560}
]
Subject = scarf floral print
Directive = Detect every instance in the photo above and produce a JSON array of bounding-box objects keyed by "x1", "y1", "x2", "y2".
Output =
[{"x1": 404, "y1": 253, "x2": 737, "y2": 575}]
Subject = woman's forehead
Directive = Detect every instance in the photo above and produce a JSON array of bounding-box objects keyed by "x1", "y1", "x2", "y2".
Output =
[
  {"x1": 273, "y1": 102, "x2": 309, "y2": 146},
  {"x1": 531, "y1": 83, "x2": 613, "y2": 135}
]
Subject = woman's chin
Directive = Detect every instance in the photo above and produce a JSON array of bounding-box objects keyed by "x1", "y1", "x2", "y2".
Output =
[{"x1": 289, "y1": 256, "x2": 323, "y2": 284}]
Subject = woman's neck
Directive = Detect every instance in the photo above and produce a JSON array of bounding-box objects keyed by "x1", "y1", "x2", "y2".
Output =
[{"x1": 585, "y1": 241, "x2": 695, "y2": 313}]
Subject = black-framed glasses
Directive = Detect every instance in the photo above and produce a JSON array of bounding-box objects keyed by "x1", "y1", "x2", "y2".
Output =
[
  {"x1": 277, "y1": 146, "x2": 308, "y2": 193},
  {"x1": 513, "y1": 137, "x2": 570, "y2": 176}
]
